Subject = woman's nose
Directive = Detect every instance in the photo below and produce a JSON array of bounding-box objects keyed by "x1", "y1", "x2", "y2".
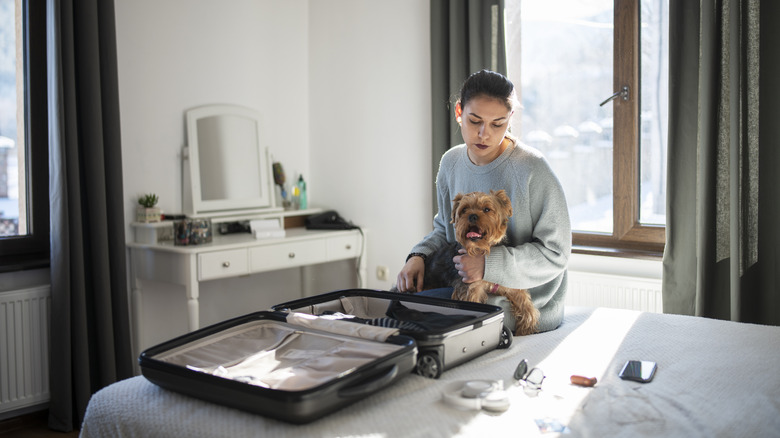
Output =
[{"x1": 478, "y1": 125, "x2": 487, "y2": 138}]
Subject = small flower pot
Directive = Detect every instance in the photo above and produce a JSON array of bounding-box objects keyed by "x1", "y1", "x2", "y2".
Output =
[{"x1": 136, "y1": 206, "x2": 162, "y2": 223}]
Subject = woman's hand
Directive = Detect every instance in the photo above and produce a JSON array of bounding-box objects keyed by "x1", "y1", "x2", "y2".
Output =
[
  {"x1": 454, "y1": 249, "x2": 485, "y2": 283},
  {"x1": 396, "y1": 256, "x2": 425, "y2": 293}
]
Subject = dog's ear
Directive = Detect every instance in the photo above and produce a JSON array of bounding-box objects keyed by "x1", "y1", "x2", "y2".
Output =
[
  {"x1": 451, "y1": 193, "x2": 464, "y2": 223},
  {"x1": 491, "y1": 189, "x2": 513, "y2": 219}
]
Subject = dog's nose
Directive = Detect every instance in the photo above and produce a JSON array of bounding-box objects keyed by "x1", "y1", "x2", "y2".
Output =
[{"x1": 468, "y1": 214, "x2": 478, "y2": 223}]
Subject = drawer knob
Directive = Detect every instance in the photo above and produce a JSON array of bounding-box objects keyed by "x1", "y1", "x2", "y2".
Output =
[
  {"x1": 288, "y1": 252, "x2": 296, "y2": 259},
  {"x1": 222, "y1": 261, "x2": 230, "y2": 268},
  {"x1": 345, "y1": 245, "x2": 352, "y2": 250}
]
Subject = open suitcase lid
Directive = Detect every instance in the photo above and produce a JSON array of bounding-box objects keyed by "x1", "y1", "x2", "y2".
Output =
[
  {"x1": 273, "y1": 289, "x2": 507, "y2": 339},
  {"x1": 139, "y1": 310, "x2": 417, "y2": 423}
]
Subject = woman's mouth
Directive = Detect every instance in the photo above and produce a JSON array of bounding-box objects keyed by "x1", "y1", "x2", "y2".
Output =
[{"x1": 475, "y1": 143, "x2": 489, "y2": 150}]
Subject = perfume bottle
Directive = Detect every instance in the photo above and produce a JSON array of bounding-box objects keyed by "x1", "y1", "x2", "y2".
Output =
[{"x1": 297, "y1": 175, "x2": 307, "y2": 210}]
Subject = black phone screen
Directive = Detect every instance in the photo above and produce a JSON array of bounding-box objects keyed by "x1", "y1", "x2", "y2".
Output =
[{"x1": 619, "y1": 360, "x2": 657, "y2": 383}]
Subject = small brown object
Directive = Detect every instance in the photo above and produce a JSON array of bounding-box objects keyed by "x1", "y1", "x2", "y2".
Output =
[{"x1": 570, "y1": 375, "x2": 598, "y2": 387}]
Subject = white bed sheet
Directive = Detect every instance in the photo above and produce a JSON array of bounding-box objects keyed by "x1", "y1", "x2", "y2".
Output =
[{"x1": 80, "y1": 307, "x2": 780, "y2": 437}]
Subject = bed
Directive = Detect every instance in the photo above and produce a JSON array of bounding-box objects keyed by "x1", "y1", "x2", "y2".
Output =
[{"x1": 80, "y1": 306, "x2": 780, "y2": 437}]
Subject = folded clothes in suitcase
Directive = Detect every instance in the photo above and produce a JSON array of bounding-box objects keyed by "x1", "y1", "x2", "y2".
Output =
[
  {"x1": 139, "y1": 310, "x2": 417, "y2": 424},
  {"x1": 274, "y1": 289, "x2": 512, "y2": 379}
]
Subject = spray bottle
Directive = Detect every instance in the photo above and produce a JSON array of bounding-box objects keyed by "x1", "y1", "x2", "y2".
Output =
[{"x1": 297, "y1": 175, "x2": 307, "y2": 210}]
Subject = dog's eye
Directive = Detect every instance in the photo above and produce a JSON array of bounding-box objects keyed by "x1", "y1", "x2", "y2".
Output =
[{"x1": 483, "y1": 208, "x2": 491, "y2": 213}]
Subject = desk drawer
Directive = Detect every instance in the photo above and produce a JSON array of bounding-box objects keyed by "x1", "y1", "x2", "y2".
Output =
[
  {"x1": 199, "y1": 249, "x2": 249, "y2": 280},
  {"x1": 327, "y1": 234, "x2": 360, "y2": 261},
  {"x1": 249, "y1": 239, "x2": 327, "y2": 272}
]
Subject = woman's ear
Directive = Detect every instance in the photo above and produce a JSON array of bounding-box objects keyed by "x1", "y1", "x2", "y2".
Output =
[{"x1": 455, "y1": 102, "x2": 463, "y2": 122}]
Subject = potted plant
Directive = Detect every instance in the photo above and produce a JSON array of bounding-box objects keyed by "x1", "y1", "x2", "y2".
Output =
[{"x1": 136, "y1": 193, "x2": 162, "y2": 223}]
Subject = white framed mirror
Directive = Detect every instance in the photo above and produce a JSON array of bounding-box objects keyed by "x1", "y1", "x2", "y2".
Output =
[{"x1": 183, "y1": 104, "x2": 278, "y2": 217}]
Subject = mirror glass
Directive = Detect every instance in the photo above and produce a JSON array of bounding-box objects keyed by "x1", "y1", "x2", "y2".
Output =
[{"x1": 184, "y1": 104, "x2": 274, "y2": 216}]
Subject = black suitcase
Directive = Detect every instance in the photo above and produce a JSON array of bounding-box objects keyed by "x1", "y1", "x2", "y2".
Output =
[
  {"x1": 273, "y1": 289, "x2": 512, "y2": 379},
  {"x1": 139, "y1": 309, "x2": 417, "y2": 424}
]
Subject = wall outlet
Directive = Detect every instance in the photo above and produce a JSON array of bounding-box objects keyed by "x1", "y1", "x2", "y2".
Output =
[{"x1": 376, "y1": 266, "x2": 390, "y2": 281}]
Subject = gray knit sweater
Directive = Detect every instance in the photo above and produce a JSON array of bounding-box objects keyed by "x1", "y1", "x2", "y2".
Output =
[{"x1": 411, "y1": 141, "x2": 572, "y2": 332}]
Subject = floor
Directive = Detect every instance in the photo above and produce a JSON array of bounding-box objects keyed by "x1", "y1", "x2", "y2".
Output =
[{"x1": 0, "y1": 411, "x2": 80, "y2": 438}]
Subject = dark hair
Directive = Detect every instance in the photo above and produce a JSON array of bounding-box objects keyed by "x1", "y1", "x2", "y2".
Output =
[{"x1": 457, "y1": 69, "x2": 516, "y2": 111}]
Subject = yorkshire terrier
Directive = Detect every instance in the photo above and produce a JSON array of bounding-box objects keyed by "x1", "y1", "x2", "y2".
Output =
[{"x1": 399, "y1": 190, "x2": 539, "y2": 335}]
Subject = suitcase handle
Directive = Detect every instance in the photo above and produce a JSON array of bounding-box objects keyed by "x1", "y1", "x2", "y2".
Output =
[{"x1": 337, "y1": 365, "x2": 399, "y2": 398}]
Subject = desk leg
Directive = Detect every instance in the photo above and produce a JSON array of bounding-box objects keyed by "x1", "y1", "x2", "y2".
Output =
[
  {"x1": 187, "y1": 285, "x2": 200, "y2": 331},
  {"x1": 185, "y1": 255, "x2": 200, "y2": 331},
  {"x1": 131, "y1": 277, "x2": 143, "y2": 364},
  {"x1": 358, "y1": 232, "x2": 367, "y2": 288}
]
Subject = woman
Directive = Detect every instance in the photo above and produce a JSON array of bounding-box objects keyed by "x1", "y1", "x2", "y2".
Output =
[{"x1": 396, "y1": 70, "x2": 571, "y2": 333}]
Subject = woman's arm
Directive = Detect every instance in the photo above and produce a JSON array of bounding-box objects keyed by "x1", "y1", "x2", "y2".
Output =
[{"x1": 484, "y1": 158, "x2": 572, "y2": 289}]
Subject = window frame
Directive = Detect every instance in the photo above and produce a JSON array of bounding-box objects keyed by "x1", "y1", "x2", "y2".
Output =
[
  {"x1": 0, "y1": 0, "x2": 49, "y2": 270},
  {"x1": 571, "y1": 0, "x2": 665, "y2": 257}
]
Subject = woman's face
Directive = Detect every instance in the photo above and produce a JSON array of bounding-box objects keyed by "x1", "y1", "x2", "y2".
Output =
[{"x1": 457, "y1": 95, "x2": 513, "y2": 166}]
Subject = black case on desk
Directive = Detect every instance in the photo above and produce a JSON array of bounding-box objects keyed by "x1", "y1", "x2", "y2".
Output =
[
  {"x1": 273, "y1": 289, "x2": 512, "y2": 379},
  {"x1": 139, "y1": 310, "x2": 417, "y2": 424}
]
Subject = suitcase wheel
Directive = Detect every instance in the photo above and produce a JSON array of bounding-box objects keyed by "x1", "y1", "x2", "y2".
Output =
[
  {"x1": 497, "y1": 325, "x2": 513, "y2": 349},
  {"x1": 415, "y1": 352, "x2": 443, "y2": 379}
]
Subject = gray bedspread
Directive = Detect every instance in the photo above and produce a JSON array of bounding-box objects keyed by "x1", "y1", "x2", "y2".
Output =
[{"x1": 80, "y1": 307, "x2": 780, "y2": 437}]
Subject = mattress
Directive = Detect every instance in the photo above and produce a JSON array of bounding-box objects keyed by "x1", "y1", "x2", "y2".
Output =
[{"x1": 80, "y1": 307, "x2": 780, "y2": 437}]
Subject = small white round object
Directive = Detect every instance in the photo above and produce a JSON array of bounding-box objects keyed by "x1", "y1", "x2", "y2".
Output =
[
  {"x1": 481, "y1": 390, "x2": 510, "y2": 412},
  {"x1": 442, "y1": 382, "x2": 482, "y2": 410},
  {"x1": 442, "y1": 380, "x2": 510, "y2": 412},
  {"x1": 462, "y1": 380, "x2": 494, "y2": 398}
]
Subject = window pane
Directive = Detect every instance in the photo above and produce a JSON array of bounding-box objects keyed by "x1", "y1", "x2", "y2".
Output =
[
  {"x1": 639, "y1": 0, "x2": 668, "y2": 226},
  {"x1": 506, "y1": 0, "x2": 615, "y2": 234},
  {"x1": 0, "y1": 0, "x2": 24, "y2": 237}
]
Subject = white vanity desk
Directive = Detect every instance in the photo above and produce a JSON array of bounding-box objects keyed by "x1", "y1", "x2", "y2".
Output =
[
  {"x1": 128, "y1": 219, "x2": 365, "y2": 356},
  {"x1": 129, "y1": 104, "x2": 369, "y2": 356}
]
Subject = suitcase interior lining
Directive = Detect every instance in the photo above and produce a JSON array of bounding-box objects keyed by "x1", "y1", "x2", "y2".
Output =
[
  {"x1": 149, "y1": 320, "x2": 404, "y2": 391},
  {"x1": 292, "y1": 296, "x2": 486, "y2": 320}
]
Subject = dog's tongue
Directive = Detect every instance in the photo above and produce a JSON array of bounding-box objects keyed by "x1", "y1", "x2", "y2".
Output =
[{"x1": 467, "y1": 230, "x2": 482, "y2": 239}]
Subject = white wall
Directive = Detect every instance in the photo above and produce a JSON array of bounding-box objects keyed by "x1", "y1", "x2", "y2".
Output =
[
  {"x1": 114, "y1": 0, "x2": 432, "y2": 346},
  {"x1": 308, "y1": 0, "x2": 432, "y2": 289},
  {"x1": 116, "y1": 0, "x2": 311, "y2": 219}
]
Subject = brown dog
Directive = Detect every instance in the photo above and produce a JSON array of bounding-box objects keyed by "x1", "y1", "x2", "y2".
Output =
[{"x1": 448, "y1": 190, "x2": 539, "y2": 335}]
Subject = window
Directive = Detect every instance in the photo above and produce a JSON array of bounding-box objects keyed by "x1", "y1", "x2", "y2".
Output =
[
  {"x1": 506, "y1": 0, "x2": 668, "y2": 255},
  {"x1": 0, "y1": 0, "x2": 48, "y2": 269}
]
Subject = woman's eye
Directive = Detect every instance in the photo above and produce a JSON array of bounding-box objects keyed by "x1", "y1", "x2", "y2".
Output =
[
  {"x1": 492, "y1": 123, "x2": 505, "y2": 128},
  {"x1": 469, "y1": 119, "x2": 481, "y2": 125}
]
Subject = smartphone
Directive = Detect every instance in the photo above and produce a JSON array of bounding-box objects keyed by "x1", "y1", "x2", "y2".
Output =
[{"x1": 619, "y1": 360, "x2": 657, "y2": 383}]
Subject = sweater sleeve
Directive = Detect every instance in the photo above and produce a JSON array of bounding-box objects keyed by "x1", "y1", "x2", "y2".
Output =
[{"x1": 483, "y1": 154, "x2": 572, "y2": 291}]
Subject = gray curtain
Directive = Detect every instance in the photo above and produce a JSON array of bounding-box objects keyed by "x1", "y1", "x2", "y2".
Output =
[
  {"x1": 47, "y1": 0, "x2": 133, "y2": 431},
  {"x1": 663, "y1": 0, "x2": 780, "y2": 325},
  {"x1": 430, "y1": 0, "x2": 507, "y2": 211}
]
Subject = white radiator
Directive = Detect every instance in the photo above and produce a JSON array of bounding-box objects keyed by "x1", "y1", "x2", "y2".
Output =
[
  {"x1": 0, "y1": 285, "x2": 50, "y2": 415},
  {"x1": 566, "y1": 271, "x2": 663, "y2": 313}
]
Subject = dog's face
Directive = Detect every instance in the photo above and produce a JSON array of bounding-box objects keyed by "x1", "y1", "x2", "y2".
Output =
[{"x1": 450, "y1": 190, "x2": 513, "y2": 256}]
